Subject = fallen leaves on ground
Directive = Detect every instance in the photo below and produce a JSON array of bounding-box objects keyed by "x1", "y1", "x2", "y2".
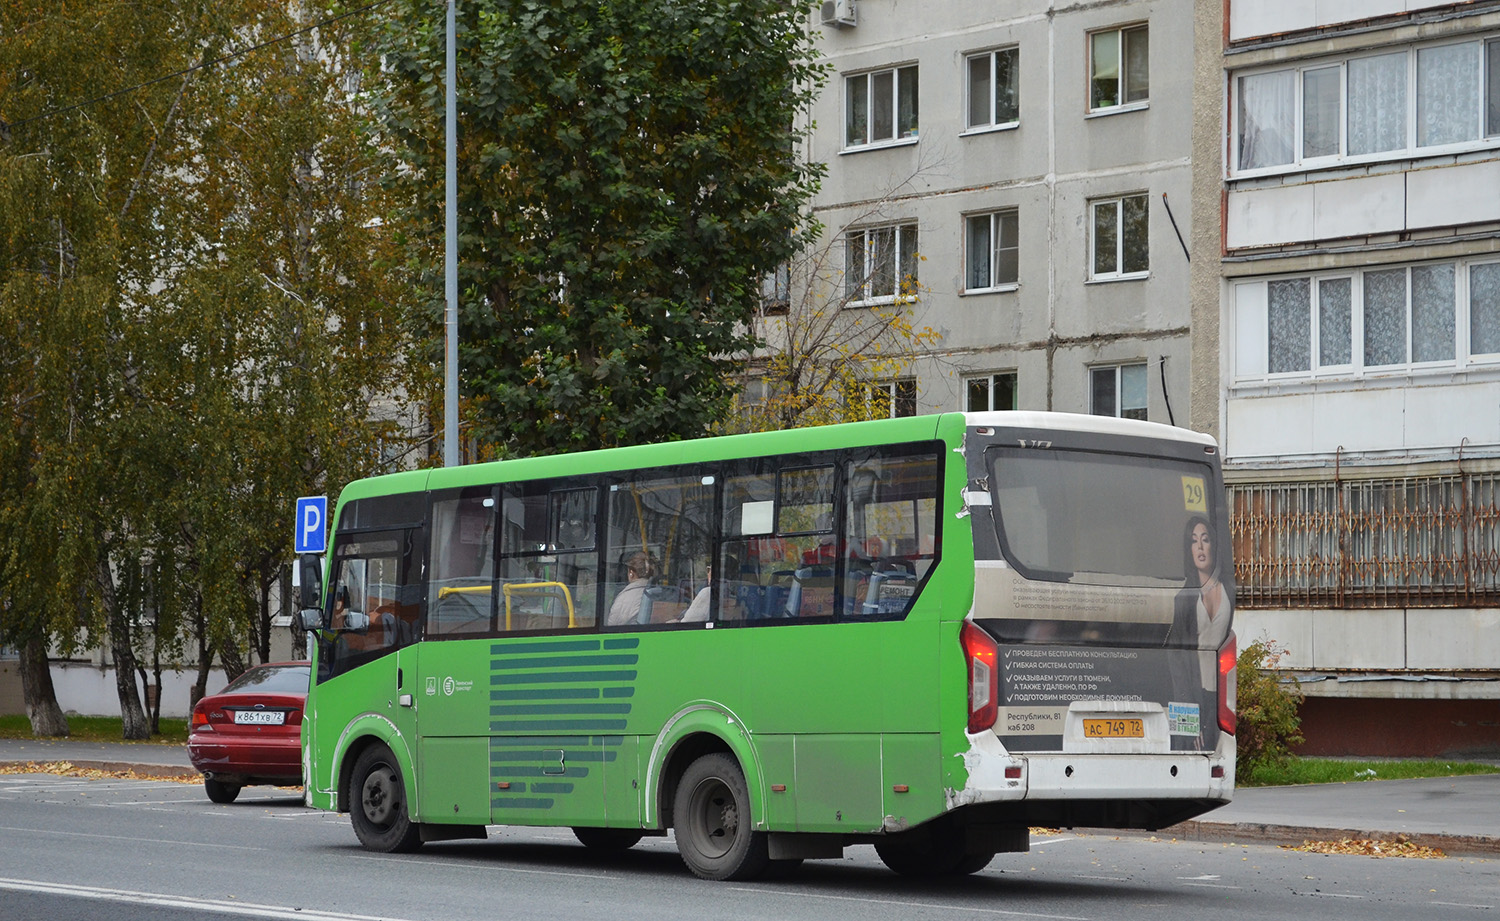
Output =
[
  {"x1": 0, "y1": 761, "x2": 198, "y2": 783},
  {"x1": 1283, "y1": 835, "x2": 1446, "y2": 858}
]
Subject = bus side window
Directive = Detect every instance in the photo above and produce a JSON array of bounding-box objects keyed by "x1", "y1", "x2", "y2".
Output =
[
  {"x1": 428, "y1": 488, "x2": 496, "y2": 636},
  {"x1": 845, "y1": 453, "x2": 939, "y2": 618}
]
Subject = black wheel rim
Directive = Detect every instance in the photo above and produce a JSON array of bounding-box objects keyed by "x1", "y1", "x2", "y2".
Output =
[
  {"x1": 686, "y1": 776, "x2": 737, "y2": 860},
  {"x1": 362, "y1": 764, "x2": 398, "y2": 828}
]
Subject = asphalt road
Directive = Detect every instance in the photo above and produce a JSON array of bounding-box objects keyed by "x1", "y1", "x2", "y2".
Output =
[{"x1": 0, "y1": 772, "x2": 1496, "y2": 921}]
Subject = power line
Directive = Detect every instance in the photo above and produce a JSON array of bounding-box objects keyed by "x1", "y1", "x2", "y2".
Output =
[{"x1": 0, "y1": 0, "x2": 398, "y2": 137}]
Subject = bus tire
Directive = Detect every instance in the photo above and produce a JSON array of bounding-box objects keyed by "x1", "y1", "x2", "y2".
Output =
[
  {"x1": 204, "y1": 778, "x2": 241, "y2": 804},
  {"x1": 672, "y1": 753, "x2": 769, "y2": 881},
  {"x1": 572, "y1": 827, "x2": 644, "y2": 851},
  {"x1": 875, "y1": 835, "x2": 993, "y2": 877},
  {"x1": 349, "y1": 743, "x2": 423, "y2": 853}
]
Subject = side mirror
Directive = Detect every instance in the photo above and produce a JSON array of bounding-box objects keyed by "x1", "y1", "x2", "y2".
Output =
[
  {"x1": 341, "y1": 610, "x2": 371, "y2": 633},
  {"x1": 298, "y1": 554, "x2": 323, "y2": 609},
  {"x1": 297, "y1": 608, "x2": 324, "y2": 631}
]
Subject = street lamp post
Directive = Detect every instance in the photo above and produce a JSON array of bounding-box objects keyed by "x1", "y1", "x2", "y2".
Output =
[{"x1": 443, "y1": 0, "x2": 459, "y2": 467}]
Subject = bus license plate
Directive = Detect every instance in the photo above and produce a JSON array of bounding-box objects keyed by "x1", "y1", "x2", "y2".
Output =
[
  {"x1": 1083, "y1": 718, "x2": 1143, "y2": 739},
  {"x1": 233, "y1": 711, "x2": 285, "y2": 725}
]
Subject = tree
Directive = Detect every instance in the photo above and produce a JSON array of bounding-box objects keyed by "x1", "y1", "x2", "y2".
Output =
[
  {"x1": 370, "y1": 0, "x2": 826, "y2": 457},
  {"x1": 1236, "y1": 638, "x2": 1305, "y2": 775},
  {"x1": 0, "y1": 0, "x2": 423, "y2": 736},
  {"x1": 722, "y1": 175, "x2": 942, "y2": 434}
]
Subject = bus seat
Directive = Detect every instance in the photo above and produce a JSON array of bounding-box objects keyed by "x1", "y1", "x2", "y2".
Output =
[
  {"x1": 786, "y1": 566, "x2": 833, "y2": 617},
  {"x1": 862, "y1": 570, "x2": 917, "y2": 616}
]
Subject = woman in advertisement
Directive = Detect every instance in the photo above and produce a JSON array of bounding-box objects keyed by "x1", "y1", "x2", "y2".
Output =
[{"x1": 1169, "y1": 516, "x2": 1234, "y2": 747}]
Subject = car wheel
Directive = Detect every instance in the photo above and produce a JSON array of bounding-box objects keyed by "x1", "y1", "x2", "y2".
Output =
[
  {"x1": 672, "y1": 753, "x2": 769, "y2": 881},
  {"x1": 349, "y1": 743, "x2": 422, "y2": 853},
  {"x1": 572, "y1": 826, "x2": 645, "y2": 851},
  {"x1": 204, "y1": 778, "x2": 241, "y2": 804}
]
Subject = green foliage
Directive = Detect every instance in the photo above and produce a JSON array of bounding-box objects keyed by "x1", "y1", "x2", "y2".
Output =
[
  {"x1": 1235, "y1": 638, "x2": 1305, "y2": 774},
  {"x1": 0, "y1": 714, "x2": 189, "y2": 744},
  {"x1": 370, "y1": 0, "x2": 827, "y2": 456},
  {"x1": 1242, "y1": 756, "x2": 1499, "y2": 787},
  {"x1": 0, "y1": 0, "x2": 424, "y2": 730}
]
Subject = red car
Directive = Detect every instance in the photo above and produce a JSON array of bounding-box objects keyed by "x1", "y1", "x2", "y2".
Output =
[{"x1": 187, "y1": 661, "x2": 309, "y2": 803}]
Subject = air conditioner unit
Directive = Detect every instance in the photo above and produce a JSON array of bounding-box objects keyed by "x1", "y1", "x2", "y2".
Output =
[{"x1": 820, "y1": 0, "x2": 856, "y2": 28}]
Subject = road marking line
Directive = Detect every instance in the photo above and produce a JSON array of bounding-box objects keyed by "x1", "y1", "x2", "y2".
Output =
[
  {"x1": 729, "y1": 887, "x2": 1091, "y2": 920},
  {"x1": 344, "y1": 852, "x2": 607, "y2": 880},
  {"x1": 1431, "y1": 902, "x2": 1492, "y2": 910},
  {"x1": 0, "y1": 824, "x2": 263, "y2": 850},
  {"x1": 1033, "y1": 837, "x2": 1077, "y2": 846},
  {"x1": 1182, "y1": 883, "x2": 1241, "y2": 890},
  {"x1": 0, "y1": 878, "x2": 414, "y2": 921}
]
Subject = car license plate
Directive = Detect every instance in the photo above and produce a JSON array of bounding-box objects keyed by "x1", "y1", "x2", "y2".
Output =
[
  {"x1": 233, "y1": 710, "x2": 285, "y2": 726},
  {"x1": 1083, "y1": 718, "x2": 1143, "y2": 738}
]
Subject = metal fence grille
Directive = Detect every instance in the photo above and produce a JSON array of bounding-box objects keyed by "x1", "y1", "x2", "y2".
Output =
[{"x1": 1230, "y1": 473, "x2": 1500, "y2": 608}]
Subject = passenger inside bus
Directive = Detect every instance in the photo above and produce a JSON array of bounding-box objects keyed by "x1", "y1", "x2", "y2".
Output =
[{"x1": 607, "y1": 551, "x2": 656, "y2": 625}]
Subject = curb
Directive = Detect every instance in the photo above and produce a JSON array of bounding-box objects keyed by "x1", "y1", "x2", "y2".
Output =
[
  {"x1": 0, "y1": 758, "x2": 200, "y2": 780},
  {"x1": 1156, "y1": 819, "x2": 1500, "y2": 858}
]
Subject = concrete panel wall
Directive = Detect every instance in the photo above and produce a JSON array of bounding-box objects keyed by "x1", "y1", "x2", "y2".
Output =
[
  {"x1": 1226, "y1": 382, "x2": 1500, "y2": 458},
  {"x1": 1237, "y1": 607, "x2": 1500, "y2": 675},
  {"x1": 1227, "y1": 160, "x2": 1500, "y2": 251},
  {"x1": 1230, "y1": 0, "x2": 1446, "y2": 42}
]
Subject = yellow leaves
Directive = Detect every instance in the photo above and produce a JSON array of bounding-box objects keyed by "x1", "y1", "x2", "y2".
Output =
[{"x1": 1282, "y1": 836, "x2": 1446, "y2": 859}]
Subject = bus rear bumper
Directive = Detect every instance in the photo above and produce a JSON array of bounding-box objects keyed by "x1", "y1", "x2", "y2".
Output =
[{"x1": 948, "y1": 731, "x2": 1235, "y2": 830}]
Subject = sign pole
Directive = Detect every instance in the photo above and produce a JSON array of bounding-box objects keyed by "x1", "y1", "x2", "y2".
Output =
[{"x1": 443, "y1": 0, "x2": 460, "y2": 467}]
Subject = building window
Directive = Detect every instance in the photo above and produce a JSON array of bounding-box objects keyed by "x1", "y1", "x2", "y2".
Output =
[
  {"x1": 1090, "y1": 363, "x2": 1147, "y2": 420},
  {"x1": 845, "y1": 223, "x2": 919, "y2": 305},
  {"x1": 760, "y1": 261, "x2": 790, "y2": 315},
  {"x1": 866, "y1": 379, "x2": 918, "y2": 418},
  {"x1": 1089, "y1": 24, "x2": 1148, "y2": 111},
  {"x1": 1234, "y1": 37, "x2": 1500, "y2": 175},
  {"x1": 966, "y1": 373, "x2": 1017, "y2": 412},
  {"x1": 846, "y1": 65, "x2": 919, "y2": 149},
  {"x1": 964, "y1": 209, "x2": 1019, "y2": 291},
  {"x1": 1234, "y1": 259, "x2": 1500, "y2": 382},
  {"x1": 966, "y1": 47, "x2": 1019, "y2": 130},
  {"x1": 1089, "y1": 194, "x2": 1149, "y2": 280}
]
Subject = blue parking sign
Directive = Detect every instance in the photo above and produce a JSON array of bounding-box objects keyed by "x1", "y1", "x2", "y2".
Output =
[{"x1": 295, "y1": 496, "x2": 328, "y2": 554}]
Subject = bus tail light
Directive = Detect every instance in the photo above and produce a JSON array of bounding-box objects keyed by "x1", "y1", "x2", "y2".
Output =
[
  {"x1": 961, "y1": 621, "x2": 999, "y2": 733},
  {"x1": 1217, "y1": 632, "x2": 1237, "y2": 735}
]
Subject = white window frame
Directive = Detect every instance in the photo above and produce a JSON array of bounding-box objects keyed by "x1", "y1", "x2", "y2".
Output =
[
  {"x1": 1089, "y1": 363, "x2": 1148, "y2": 420},
  {"x1": 1088, "y1": 23, "x2": 1149, "y2": 114},
  {"x1": 964, "y1": 47, "x2": 1020, "y2": 134},
  {"x1": 963, "y1": 208, "x2": 1019, "y2": 293},
  {"x1": 844, "y1": 65, "x2": 920, "y2": 151},
  {"x1": 1231, "y1": 257, "x2": 1500, "y2": 386},
  {"x1": 965, "y1": 372, "x2": 1018, "y2": 412},
  {"x1": 1230, "y1": 35, "x2": 1500, "y2": 178},
  {"x1": 866, "y1": 379, "x2": 918, "y2": 418},
  {"x1": 1088, "y1": 193, "x2": 1149, "y2": 281},
  {"x1": 845, "y1": 223, "x2": 919, "y2": 306}
]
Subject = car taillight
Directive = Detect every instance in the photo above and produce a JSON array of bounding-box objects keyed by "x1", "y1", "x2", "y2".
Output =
[
  {"x1": 961, "y1": 621, "x2": 999, "y2": 734},
  {"x1": 1218, "y1": 632, "x2": 1237, "y2": 735},
  {"x1": 191, "y1": 708, "x2": 210, "y2": 729}
]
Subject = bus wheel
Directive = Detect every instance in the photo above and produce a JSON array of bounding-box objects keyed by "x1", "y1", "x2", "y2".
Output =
[
  {"x1": 204, "y1": 778, "x2": 241, "y2": 804},
  {"x1": 573, "y1": 827, "x2": 644, "y2": 851},
  {"x1": 350, "y1": 743, "x2": 423, "y2": 853},
  {"x1": 875, "y1": 835, "x2": 993, "y2": 877},
  {"x1": 673, "y1": 753, "x2": 769, "y2": 881}
]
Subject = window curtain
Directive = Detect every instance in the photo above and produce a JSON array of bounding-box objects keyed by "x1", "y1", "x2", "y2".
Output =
[
  {"x1": 1471, "y1": 264, "x2": 1500, "y2": 355},
  {"x1": 1268, "y1": 278, "x2": 1312, "y2": 373},
  {"x1": 1238, "y1": 71, "x2": 1295, "y2": 169},
  {"x1": 1348, "y1": 53, "x2": 1407, "y2": 155},
  {"x1": 1417, "y1": 43, "x2": 1479, "y2": 148}
]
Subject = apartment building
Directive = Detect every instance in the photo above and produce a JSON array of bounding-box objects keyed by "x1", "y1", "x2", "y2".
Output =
[
  {"x1": 1193, "y1": 1, "x2": 1500, "y2": 757},
  {"x1": 806, "y1": 0, "x2": 1196, "y2": 423}
]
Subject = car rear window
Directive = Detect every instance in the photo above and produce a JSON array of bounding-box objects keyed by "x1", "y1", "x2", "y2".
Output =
[{"x1": 223, "y1": 665, "x2": 310, "y2": 695}]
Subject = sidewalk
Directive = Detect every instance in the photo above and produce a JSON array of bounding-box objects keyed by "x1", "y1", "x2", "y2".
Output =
[{"x1": 1, "y1": 738, "x2": 1496, "y2": 857}]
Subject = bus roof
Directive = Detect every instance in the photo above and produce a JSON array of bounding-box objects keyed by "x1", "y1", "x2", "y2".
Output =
[{"x1": 961, "y1": 411, "x2": 1218, "y2": 449}]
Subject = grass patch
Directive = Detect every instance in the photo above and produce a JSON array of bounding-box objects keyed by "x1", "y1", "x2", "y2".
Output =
[
  {"x1": 0, "y1": 715, "x2": 189, "y2": 745},
  {"x1": 1242, "y1": 756, "x2": 1500, "y2": 787}
]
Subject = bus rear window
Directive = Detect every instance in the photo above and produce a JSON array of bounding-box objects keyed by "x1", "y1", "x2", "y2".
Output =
[{"x1": 985, "y1": 446, "x2": 1220, "y2": 587}]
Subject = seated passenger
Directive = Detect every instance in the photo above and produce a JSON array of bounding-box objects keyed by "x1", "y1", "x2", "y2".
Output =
[
  {"x1": 606, "y1": 551, "x2": 655, "y2": 626},
  {"x1": 676, "y1": 563, "x2": 713, "y2": 623}
]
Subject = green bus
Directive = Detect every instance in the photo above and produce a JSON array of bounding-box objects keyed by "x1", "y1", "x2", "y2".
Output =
[{"x1": 297, "y1": 411, "x2": 1237, "y2": 880}]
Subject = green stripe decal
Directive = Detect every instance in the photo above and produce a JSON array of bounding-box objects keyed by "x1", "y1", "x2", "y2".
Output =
[
  {"x1": 491, "y1": 640, "x2": 601, "y2": 655},
  {"x1": 491, "y1": 688, "x2": 601, "y2": 701},
  {"x1": 492, "y1": 654, "x2": 639, "y2": 670},
  {"x1": 530, "y1": 783, "x2": 574, "y2": 794},
  {"x1": 491, "y1": 670, "x2": 638, "y2": 685},
  {"x1": 602, "y1": 638, "x2": 640, "y2": 649},
  {"x1": 490, "y1": 703, "x2": 633, "y2": 716},
  {"x1": 490, "y1": 750, "x2": 618, "y2": 763},
  {"x1": 492, "y1": 797, "x2": 554, "y2": 809},
  {"x1": 490, "y1": 766, "x2": 590, "y2": 778},
  {"x1": 601, "y1": 687, "x2": 634, "y2": 698},
  {"x1": 490, "y1": 719, "x2": 628, "y2": 732}
]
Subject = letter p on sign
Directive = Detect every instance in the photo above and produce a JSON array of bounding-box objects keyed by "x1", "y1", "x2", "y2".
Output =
[{"x1": 295, "y1": 496, "x2": 328, "y2": 554}]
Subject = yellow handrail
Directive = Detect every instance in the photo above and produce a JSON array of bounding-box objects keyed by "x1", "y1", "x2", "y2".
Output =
[{"x1": 502, "y1": 581, "x2": 576, "y2": 631}]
